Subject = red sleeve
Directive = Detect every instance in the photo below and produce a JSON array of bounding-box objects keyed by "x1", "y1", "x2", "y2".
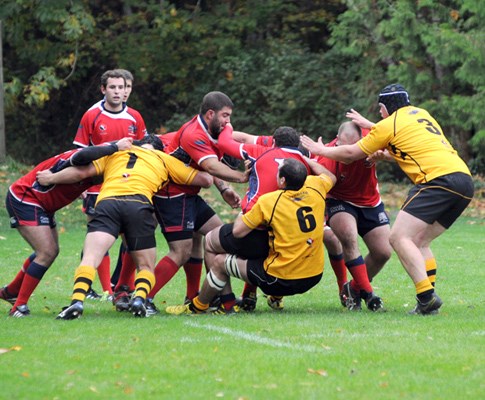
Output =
[
  {"x1": 218, "y1": 124, "x2": 243, "y2": 159},
  {"x1": 73, "y1": 111, "x2": 93, "y2": 147}
]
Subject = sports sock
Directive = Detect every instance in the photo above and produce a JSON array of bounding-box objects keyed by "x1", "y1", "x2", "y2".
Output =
[
  {"x1": 415, "y1": 278, "x2": 434, "y2": 302},
  {"x1": 13, "y1": 261, "x2": 48, "y2": 307},
  {"x1": 183, "y1": 257, "x2": 203, "y2": 300},
  {"x1": 425, "y1": 258, "x2": 437, "y2": 287},
  {"x1": 329, "y1": 253, "x2": 347, "y2": 292},
  {"x1": 8, "y1": 253, "x2": 36, "y2": 294},
  {"x1": 192, "y1": 296, "x2": 209, "y2": 312},
  {"x1": 72, "y1": 265, "x2": 96, "y2": 303},
  {"x1": 241, "y1": 283, "x2": 257, "y2": 298},
  {"x1": 134, "y1": 269, "x2": 155, "y2": 300},
  {"x1": 148, "y1": 256, "x2": 179, "y2": 298},
  {"x1": 346, "y1": 256, "x2": 373, "y2": 293},
  {"x1": 96, "y1": 254, "x2": 112, "y2": 294},
  {"x1": 114, "y1": 252, "x2": 136, "y2": 292},
  {"x1": 220, "y1": 292, "x2": 236, "y2": 311}
]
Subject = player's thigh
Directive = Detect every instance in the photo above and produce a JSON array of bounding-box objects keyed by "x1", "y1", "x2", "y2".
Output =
[
  {"x1": 362, "y1": 224, "x2": 392, "y2": 256},
  {"x1": 81, "y1": 231, "x2": 117, "y2": 267},
  {"x1": 17, "y1": 225, "x2": 59, "y2": 259},
  {"x1": 329, "y1": 211, "x2": 358, "y2": 245}
]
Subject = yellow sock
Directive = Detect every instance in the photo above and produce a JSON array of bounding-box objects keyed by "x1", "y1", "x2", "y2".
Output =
[
  {"x1": 134, "y1": 269, "x2": 155, "y2": 300},
  {"x1": 72, "y1": 265, "x2": 96, "y2": 302},
  {"x1": 415, "y1": 278, "x2": 434, "y2": 296},
  {"x1": 425, "y1": 258, "x2": 437, "y2": 287},
  {"x1": 192, "y1": 296, "x2": 209, "y2": 311}
]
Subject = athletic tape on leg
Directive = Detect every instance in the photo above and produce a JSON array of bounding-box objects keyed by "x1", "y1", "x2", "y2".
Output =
[
  {"x1": 224, "y1": 254, "x2": 242, "y2": 279},
  {"x1": 207, "y1": 270, "x2": 226, "y2": 291}
]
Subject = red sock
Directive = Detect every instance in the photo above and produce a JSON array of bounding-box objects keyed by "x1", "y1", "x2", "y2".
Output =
[
  {"x1": 183, "y1": 257, "x2": 202, "y2": 300},
  {"x1": 241, "y1": 283, "x2": 257, "y2": 297},
  {"x1": 96, "y1": 254, "x2": 112, "y2": 294},
  {"x1": 148, "y1": 256, "x2": 179, "y2": 298},
  {"x1": 346, "y1": 256, "x2": 372, "y2": 293},
  {"x1": 220, "y1": 293, "x2": 236, "y2": 310},
  {"x1": 14, "y1": 262, "x2": 48, "y2": 307},
  {"x1": 8, "y1": 254, "x2": 35, "y2": 294},
  {"x1": 329, "y1": 253, "x2": 347, "y2": 292},
  {"x1": 115, "y1": 252, "x2": 136, "y2": 292}
]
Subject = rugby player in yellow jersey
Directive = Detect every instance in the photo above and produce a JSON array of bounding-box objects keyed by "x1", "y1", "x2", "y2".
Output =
[
  {"x1": 37, "y1": 135, "x2": 213, "y2": 319},
  {"x1": 301, "y1": 84, "x2": 474, "y2": 315},
  {"x1": 165, "y1": 158, "x2": 336, "y2": 315}
]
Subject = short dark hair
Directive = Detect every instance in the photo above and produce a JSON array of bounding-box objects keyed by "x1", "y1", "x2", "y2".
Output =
[
  {"x1": 273, "y1": 126, "x2": 300, "y2": 148},
  {"x1": 200, "y1": 91, "x2": 234, "y2": 114},
  {"x1": 134, "y1": 134, "x2": 164, "y2": 151},
  {"x1": 378, "y1": 83, "x2": 411, "y2": 115},
  {"x1": 114, "y1": 69, "x2": 134, "y2": 83},
  {"x1": 279, "y1": 158, "x2": 308, "y2": 190},
  {"x1": 100, "y1": 70, "x2": 126, "y2": 88}
]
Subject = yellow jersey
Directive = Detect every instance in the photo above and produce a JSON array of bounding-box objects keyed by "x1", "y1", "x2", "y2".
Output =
[
  {"x1": 358, "y1": 106, "x2": 470, "y2": 184},
  {"x1": 93, "y1": 146, "x2": 198, "y2": 204},
  {"x1": 241, "y1": 174, "x2": 334, "y2": 280}
]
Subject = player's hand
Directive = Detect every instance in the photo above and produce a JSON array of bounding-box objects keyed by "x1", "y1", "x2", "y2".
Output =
[
  {"x1": 300, "y1": 135, "x2": 325, "y2": 156},
  {"x1": 116, "y1": 137, "x2": 133, "y2": 151},
  {"x1": 221, "y1": 188, "x2": 241, "y2": 209},
  {"x1": 345, "y1": 109, "x2": 375, "y2": 129},
  {"x1": 36, "y1": 169, "x2": 54, "y2": 186}
]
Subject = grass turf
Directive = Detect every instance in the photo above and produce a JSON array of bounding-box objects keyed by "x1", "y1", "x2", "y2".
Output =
[{"x1": 0, "y1": 216, "x2": 484, "y2": 399}]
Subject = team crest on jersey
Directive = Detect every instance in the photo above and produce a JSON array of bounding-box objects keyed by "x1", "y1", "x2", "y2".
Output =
[
  {"x1": 99, "y1": 124, "x2": 107, "y2": 131},
  {"x1": 409, "y1": 110, "x2": 419, "y2": 115},
  {"x1": 128, "y1": 125, "x2": 136, "y2": 134},
  {"x1": 306, "y1": 238, "x2": 314, "y2": 246}
]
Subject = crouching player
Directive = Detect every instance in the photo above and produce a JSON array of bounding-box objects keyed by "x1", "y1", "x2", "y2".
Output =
[{"x1": 165, "y1": 158, "x2": 336, "y2": 315}]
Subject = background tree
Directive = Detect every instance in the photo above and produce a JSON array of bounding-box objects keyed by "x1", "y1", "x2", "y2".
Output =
[{"x1": 1, "y1": 0, "x2": 483, "y2": 176}]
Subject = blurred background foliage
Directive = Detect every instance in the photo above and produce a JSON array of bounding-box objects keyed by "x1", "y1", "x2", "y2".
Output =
[{"x1": 1, "y1": 0, "x2": 484, "y2": 178}]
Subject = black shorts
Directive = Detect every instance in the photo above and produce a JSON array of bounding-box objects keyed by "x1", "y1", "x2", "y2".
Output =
[
  {"x1": 326, "y1": 199, "x2": 390, "y2": 237},
  {"x1": 153, "y1": 194, "x2": 216, "y2": 241},
  {"x1": 88, "y1": 194, "x2": 156, "y2": 251},
  {"x1": 246, "y1": 258, "x2": 322, "y2": 297},
  {"x1": 82, "y1": 193, "x2": 98, "y2": 216},
  {"x1": 402, "y1": 172, "x2": 474, "y2": 228},
  {"x1": 219, "y1": 223, "x2": 269, "y2": 259},
  {"x1": 6, "y1": 192, "x2": 56, "y2": 228}
]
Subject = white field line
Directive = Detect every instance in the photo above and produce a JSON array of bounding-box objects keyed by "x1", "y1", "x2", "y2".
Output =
[{"x1": 184, "y1": 320, "x2": 328, "y2": 353}]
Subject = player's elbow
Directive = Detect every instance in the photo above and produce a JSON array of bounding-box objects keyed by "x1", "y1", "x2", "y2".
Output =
[{"x1": 197, "y1": 172, "x2": 214, "y2": 188}]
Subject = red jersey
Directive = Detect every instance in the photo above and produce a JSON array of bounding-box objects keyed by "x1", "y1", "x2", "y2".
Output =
[
  {"x1": 73, "y1": 101, "x2": 146, "y2": 194},
  {"x1": 8, "y1": 149, "x2": 95, "y2": 213},
  {"x1": 157, "y1": 115, "x2": 224, "y2": 197},
  {"x1": 217, "y1": 129, "x2": 310, "y2": 213},
  {"x1": 318, "y1": 133, "x2": 381, "y2": 207}
]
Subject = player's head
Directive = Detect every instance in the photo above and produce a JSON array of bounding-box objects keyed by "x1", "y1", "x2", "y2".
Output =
[
  {"x1": 134, "y1": 134, "x2": 164, "y2": 151},
  {"x1": 378, "y1": 83, "x2": 411, "y2": 115},
  {"x1": 278, "y1": 158, "x2": 308, "y2": 191},
  {"x1": 337, "y1": 121, "x2": 362, "y2": 146},
  {"x1": 200, "y1": 91, "x2": 234, "y2": 114},
  {"x1": 273, "y1": 126, "x2": 300, "y2": 148},
  {"x1": 114, "y1": 69, "x2": 134, "y2": 102},
  {"x1": 200, "y1": 91, "x2": 233, "y2": 139},
  {"x1": 100, "y1": 69, "x2": 126, "y2": 89}
]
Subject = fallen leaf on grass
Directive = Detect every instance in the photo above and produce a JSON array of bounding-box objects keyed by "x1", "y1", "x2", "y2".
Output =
[
  {"x1": 21, "y1": 372, "x2": 30, "y2": 378},
  {"x1": 307, "y1": 368, "x2": 328, "y2": 377},
  {"x1": 0, "y1": 236, "x2": 6, "y2": 240},
  {"x1": 65, "y1": 370, "x2": 77, "y2": 375},
  {"x1": 89, "y1": 386, "x2": 98, "y2": 393}
]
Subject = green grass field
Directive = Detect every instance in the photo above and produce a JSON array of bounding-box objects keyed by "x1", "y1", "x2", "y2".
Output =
[{"x1": 0, "y1": 162, "x2": 484, "y2": 399}]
